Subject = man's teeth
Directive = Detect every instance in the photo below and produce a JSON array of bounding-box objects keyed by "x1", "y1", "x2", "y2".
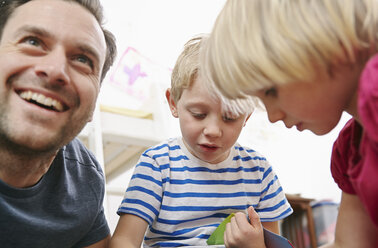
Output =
[{"x1": 19, "y1": 91, "x2": 64, "y2": 112}]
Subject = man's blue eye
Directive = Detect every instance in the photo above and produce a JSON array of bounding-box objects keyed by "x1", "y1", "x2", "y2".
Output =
[
  {"x1": 77, "y1": 56, "x2": 88, "y2": 63},
  {"x1": 76, "y1": 55, "x2": 93, "y2": 68},
  {"x1": 23, "y1": 37, "x2": 41, "y2": 46}
]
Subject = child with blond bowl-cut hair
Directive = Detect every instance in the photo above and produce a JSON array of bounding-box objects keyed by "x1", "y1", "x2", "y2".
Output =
[
  {"x1": 110, "y1": 35, "x2": 292, "y2": 248},
  {"x1": 202, "y1": 0, "x2": 378, "y2": 247}
]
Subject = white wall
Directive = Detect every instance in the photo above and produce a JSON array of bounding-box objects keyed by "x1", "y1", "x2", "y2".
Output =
[
  {"x1": 238, "y1": 110, "x2": 348, "y2": 202},
  {"x1": 100, "y1": 0, "x2": 226, "y2": 70},
  {"x1": 99, "y1": 0, "x2": 346, "y2": 232}
]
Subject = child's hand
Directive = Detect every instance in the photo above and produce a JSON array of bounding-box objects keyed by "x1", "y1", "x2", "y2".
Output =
[{"x1": 224, "y1": 206, "x2": 266, "y2": 248}]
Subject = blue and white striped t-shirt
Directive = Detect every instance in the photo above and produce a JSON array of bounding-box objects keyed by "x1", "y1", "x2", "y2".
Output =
[{"x1": 117, "y1": 137, "x2": 292, "y2": 247}]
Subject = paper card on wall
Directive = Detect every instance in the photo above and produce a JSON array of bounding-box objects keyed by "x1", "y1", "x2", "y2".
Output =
[{"x1": 101, "y1": 47, "x2": 170, "y2": 111}]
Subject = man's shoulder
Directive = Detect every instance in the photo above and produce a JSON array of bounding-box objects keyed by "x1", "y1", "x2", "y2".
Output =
[
  {"x1": 52, "y1": 138, "x2": 105, "y2": 193},
  {"x1": 60, "y1": 138, "x2": 103, "y2": 173}
]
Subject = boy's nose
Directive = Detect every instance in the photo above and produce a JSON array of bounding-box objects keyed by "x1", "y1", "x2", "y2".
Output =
[
  {"x1": 265, "y1": 103, "x2": 285, "y2": 124},
  {"x1": 34, "y1": 48, "x2": 70, "y2": 85},
  {"x1": 203, "y1": 121, "x2": 222, "y2": 138}
]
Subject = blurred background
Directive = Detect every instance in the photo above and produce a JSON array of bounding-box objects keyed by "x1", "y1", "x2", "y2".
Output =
[{"x1": 78, "y1": 0, "x2": 348, "y2": 240}]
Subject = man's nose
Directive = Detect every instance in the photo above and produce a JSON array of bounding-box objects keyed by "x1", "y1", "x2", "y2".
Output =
[{"x1": 34, "y1": 47, "x2": 70, "y2": 85}]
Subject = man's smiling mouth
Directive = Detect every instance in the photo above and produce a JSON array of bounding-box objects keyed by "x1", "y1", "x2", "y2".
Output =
[{"x1": 19, "y1": 90, "x2": 64, "y2": 112}]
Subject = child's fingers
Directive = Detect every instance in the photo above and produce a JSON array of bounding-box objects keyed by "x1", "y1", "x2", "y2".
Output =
[
  {"x1": 224, "y1": 222, "x2": 230, "y2": 245},
  {"x1": 230, "y1": 213, "x2": 241, "y2": 233},
  {"x1": 224, "y1": 221, "x2": 239, "y2": 247},
  {"x1": 233, "y1": 212, "x2": 250, "y2": 230},
  {"x1": 247, "y1": 206, "x2": 262, "y2": 228}
]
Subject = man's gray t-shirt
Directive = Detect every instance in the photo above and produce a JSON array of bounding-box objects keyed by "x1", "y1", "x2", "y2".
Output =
[{"x1": 0, "y1": 138, "x2": 110, "y2": 248}]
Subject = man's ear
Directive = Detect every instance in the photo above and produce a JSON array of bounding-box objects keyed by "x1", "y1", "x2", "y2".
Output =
[{"x1": 166, "y1": 88, "x2": 179, "y2": 118}]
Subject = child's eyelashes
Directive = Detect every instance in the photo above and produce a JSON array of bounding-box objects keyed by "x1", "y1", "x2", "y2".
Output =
[
  {"x1": 191, "y1": 112, "x2": 206, "y2": 119},
  {"x1": 222, "y1": 116, "x2": 237, "y2": 122},
  {"x1": 264, "y1": 87, "x2": 278, "y2": 97},
  {"x1": 190, "y1": 111, "x2": 237, "y2": 122}
]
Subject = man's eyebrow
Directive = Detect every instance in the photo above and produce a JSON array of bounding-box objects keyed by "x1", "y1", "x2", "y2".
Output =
[{"x1": 15, "y1": 25, "x2": 53, "y2": 39}]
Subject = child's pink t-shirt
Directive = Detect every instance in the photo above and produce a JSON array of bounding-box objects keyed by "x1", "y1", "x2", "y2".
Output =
[{"x1": 331, "y1": 54, "x2": 378, "y2": 228}]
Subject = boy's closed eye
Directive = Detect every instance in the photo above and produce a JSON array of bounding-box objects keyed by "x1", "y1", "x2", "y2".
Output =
[
  {"x1": 222, "y1": 115, "x2": 238, "y2": 122},
  {"x1": 264, "y1": 87, "x2": 278, "y2": 97},
  {"x1": 221, "y1": 110, "x2": 240, "y2": 122},
  {"x1": 191, "y1": 111, "x2": 207, "y2": 119},
  {"x1": 186, "y1": 105, "x2": 207, "y2": 119}
]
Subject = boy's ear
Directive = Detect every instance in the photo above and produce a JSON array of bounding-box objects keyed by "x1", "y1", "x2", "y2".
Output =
[{"x1": 166, "y1": 88, "x2": 179, "y2": 118}]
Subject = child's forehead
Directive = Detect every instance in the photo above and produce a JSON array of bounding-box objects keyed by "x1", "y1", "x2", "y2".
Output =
[
  {"x1": 180, "y1": 75, "x2": 256, "y2": 116},
  {"x1": 219, "y1": 95, "x2": 257, "y2": 116},
  {"x1": 180, "y1": 92, "x2": 248, "y2": 118},
  {"x1": 195, "y1": 74, "x2": 257, "y2": 115},
  {"x1": 180, "y1": 92, "x2": 220, "y2": 108}
]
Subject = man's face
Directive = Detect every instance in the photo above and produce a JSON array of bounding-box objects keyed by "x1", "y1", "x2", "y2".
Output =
[
  {"x1": 168, "y1": 78, "x2": 249, "y2": 164},
  {"x1": 0, "y1": 0, "x2": 106, "y2": 153}
]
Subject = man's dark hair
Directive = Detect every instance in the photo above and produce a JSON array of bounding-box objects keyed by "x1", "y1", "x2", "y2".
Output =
[{"x1": 0, "y1": 0, "x2": 117, "y2": 82}]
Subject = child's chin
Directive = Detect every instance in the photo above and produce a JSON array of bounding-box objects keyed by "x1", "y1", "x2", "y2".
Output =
[{"x1": 310, "y1": 127, "x2": 333, "y2": 136}]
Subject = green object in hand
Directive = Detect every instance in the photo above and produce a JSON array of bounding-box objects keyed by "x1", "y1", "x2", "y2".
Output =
[{"x1": 207, "y1": 213, "x2": 235, "y2": 245}]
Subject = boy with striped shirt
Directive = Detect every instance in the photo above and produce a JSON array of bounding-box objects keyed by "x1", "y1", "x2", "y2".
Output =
[{"x1": 110, "y1": 36, "x2": 292, "y2": 248}]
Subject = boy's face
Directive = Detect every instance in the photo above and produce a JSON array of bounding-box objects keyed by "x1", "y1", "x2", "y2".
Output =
[
  {"x1": 0, "y1": 0, "x2": 106, "y2": 152},
  {"x1": 252, "y1": 64, "x2": 359, "y2": 135},
  {"x1": 167, "y1": 77, "x2": 249, "y2": 164}
]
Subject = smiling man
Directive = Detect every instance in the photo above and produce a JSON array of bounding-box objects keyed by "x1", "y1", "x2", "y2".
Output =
[{"x1": 0, "y1": 0, "x2": 117, "y2": 247}]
